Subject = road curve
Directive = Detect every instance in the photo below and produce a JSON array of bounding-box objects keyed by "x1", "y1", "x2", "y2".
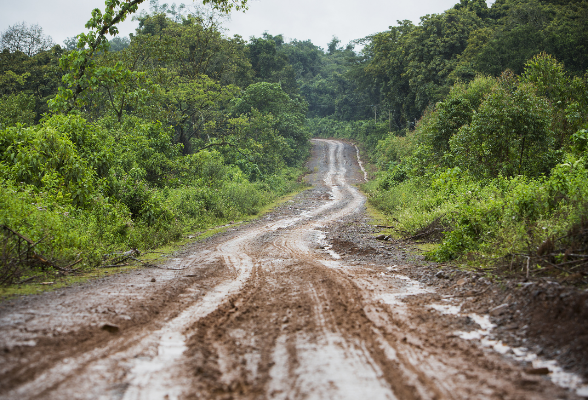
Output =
[{"x1": 0, "y1": 139, "x2": 577, "y2": 400}]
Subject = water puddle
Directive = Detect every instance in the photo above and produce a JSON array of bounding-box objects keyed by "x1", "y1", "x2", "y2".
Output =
[
  {"x1": 354, "y1": 144, "x2": 368, "y2": 182},
  {"x1": 319, "y1": 260, "x2": 348, "y2": 269},
  {"x1": 426, "y1": 304, "x2": 588, "y2": 397},
  {"x1": 429, "y1": 303, "x2": 461, "y2": 315},
  {"x1": 378, "y1": 275, "x2": 432, "y2": 311},
  {"x1": 315, "y1": 230, "x2": 342, "y2": 260}
]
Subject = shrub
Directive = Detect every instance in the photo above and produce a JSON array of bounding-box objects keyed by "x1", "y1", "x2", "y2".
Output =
[
  {"x1": 0, "y1": 93, "x2": 36, "y2": 128},
  {"x1": 450, "y1": 71, "x2": 556, "y2": 178}
]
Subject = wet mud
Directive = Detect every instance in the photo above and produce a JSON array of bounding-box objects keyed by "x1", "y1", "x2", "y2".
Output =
[{"x1": 0, "y1": 139, "x2": 585, "y2": 399}]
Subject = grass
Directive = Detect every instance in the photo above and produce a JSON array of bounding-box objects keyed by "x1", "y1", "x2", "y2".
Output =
[
  {"x1": 361, "y1": 191, "x2": 407, "y2": 239},
  {"x1": 0, "y1": 264, "x2": 137, "y2": 300},
  {"x1": 363, "y1": 199, "x2": 388, "y2": 227},
  {"x1": 413, "y1": 243, "x2": 439, "y2": 252}
]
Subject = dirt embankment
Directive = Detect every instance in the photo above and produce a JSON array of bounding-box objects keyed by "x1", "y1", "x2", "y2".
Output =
[{"x1": 0, "y1": 139, "x2": 586, "y2": 400}]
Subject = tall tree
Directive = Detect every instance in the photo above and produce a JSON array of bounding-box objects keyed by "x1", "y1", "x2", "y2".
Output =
[
  {"x1": 0, "y1": 22, "x2": 54, "y2": 56},
  {"x1": 50, "y1": 0, "x2": 251, "y2": 113}
]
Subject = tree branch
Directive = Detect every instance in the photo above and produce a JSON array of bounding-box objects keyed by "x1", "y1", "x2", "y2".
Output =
[{"x1": 67, "y1": 0, "x2": 147, "y2": 112}]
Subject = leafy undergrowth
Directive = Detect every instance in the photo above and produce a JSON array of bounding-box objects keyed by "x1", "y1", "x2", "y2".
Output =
[
  {"x1": 0, "y1": 183, "x2": 309, "y2": 300},
  {"x1": 364, "y1": 160, "x2": 588, "y2": 286},
  {"x1": 360, "y1": 54, "x2": 588, "y2": 287}
]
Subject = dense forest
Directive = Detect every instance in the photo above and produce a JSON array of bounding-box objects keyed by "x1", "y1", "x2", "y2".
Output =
[
  {"x1": 1, "y1": 0, "x2": 587, "y2": 285},
  {"x1": 0, "y1": 0, "x2": 307, "y2": 284},
  {"x1": 310, "y1": 0, "x2": 588, "y2": 282}
]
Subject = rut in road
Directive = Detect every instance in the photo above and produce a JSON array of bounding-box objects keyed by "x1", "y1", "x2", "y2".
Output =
[{"x1": 1, "y1": 139, "x2": 578, "y2": 400}]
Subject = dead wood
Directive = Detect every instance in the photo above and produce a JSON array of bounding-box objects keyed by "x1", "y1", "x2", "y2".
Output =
[
  {"x1": 402, "y1": 215, "x2": 448, "y2": 242},
  {"x1": 99, "y1": 263, "x2": 130, "y2": 269},
  {"x1": 0, "y1": 225, "x2": 79, "y2": 285}
]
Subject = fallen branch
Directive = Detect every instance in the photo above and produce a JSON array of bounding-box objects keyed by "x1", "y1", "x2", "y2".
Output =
[
  {"x1": 99, "y1": 263, "x2": 130, "y2": 269},
  {"x1": 63, "y1": 258, "x2": 83, "y2": 270},
  {"x1": 570, "y1": 261, "x2": 588, "y2": 270},
  {"x1": 1, "y1": 225, "x2": 34, "y2": 244},
  {"x1": 32, "y1": 253, "x2": 71, "y2": 272},
  {"x1": 405, "y1": 228, "x2": 445, "y2": 241},
  {"x1": 16, "y1": 276, "x2": 35, "y2": 285},
  {"x1": 129, "y1": 257, "x2": 158, "y2": 268},
  {"x1": 103, "y1": 249, "x2": 140, "y2": 260},
  {"x1": 550, "y1": 253, "x2": 588, "y2": 259}
]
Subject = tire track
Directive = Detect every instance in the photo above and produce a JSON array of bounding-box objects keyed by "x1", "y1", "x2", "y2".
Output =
[{"x1": 1, "y1": 139, "x2": 576, "y2": 400}]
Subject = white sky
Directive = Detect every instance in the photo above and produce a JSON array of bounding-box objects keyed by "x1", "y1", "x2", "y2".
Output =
[{"x1": 0, "y1": 0, "x2": 495, "y2": 50}]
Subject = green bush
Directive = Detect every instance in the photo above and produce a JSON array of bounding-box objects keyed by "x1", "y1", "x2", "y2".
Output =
[
  {"x1": 0, "y1": 180, "x2": 132, "y2": 272},
  {"x1": 0, "y1": 93, "x2": 36, "y2": 128},
  {"x1": 450, "y1": 71, "x2": 556, "y2": 178},
  {"x1": 0, "y1": 122, "x2": 99, "y2": 208},
  {"x1": 426, "y1": 157, "x2": 588, "y2": 262}
]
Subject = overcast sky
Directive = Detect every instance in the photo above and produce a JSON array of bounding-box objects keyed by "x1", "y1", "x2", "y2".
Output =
[{"x1": 0, "y1": 0, "x2": 495, "y2": 50}]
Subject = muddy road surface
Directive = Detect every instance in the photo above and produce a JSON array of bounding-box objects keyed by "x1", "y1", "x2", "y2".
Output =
[{"x1": 0, "y1": 139, "x2": 584, "y2": 399}]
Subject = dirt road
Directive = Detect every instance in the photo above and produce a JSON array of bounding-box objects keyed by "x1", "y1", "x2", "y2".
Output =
[{"x1": 0, "y1": 139, "x2": 585, "y2": 399}]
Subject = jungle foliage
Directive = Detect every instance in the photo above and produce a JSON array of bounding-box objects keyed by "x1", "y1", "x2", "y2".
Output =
[
  {"x1": 366, "y1": 53, "x2": 588, "y2": 282},
  {"x1": 0, "y1": 0, "x2": 309, "y2": 285},
  {"x1": 299, "y1": 0, "x2": 588, "y2": 133},
  {"x1": 297, "y1": 0, "x2": 588, "y2": 282}
]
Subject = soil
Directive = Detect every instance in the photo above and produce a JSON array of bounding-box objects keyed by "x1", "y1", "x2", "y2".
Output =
[{"x1": 0, "y1": 139, "x2": 587, "y2": 399}]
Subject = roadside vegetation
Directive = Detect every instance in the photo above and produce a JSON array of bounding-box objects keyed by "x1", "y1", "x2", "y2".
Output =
[
  {"x1": 368, "y1": 55, "x2": 588, "y2": 275},
  {"x1": 302, "y1": 0, "x2": 588, "y2": 283},
  {"x1": 0, "y1": 0, "x2": 308, "y2": 286}
]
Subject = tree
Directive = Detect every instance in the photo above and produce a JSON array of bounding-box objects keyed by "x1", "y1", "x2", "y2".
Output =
[
  {"x1": 281, "y1": 39, "x2": 323, "y2": 81},
  {"x1": 109, "y1": 36, "x2": 131, "y2": 52},
  {"x1": 50, "y1": 0, "x2": 251, "y2": 113},
  {"x1": 149, "y1": 72, "x2": 239, "y2": 154},
  {"x1": 450, "y1": 71, "x2": 555, "y2": 178},
  {"x1": 414, "y1": 74, "x2": 495, "y2": 167},
  {"x1": 327, "y1": 37, "x2": 341, "y2": 55},
  {"x1": 0, "y1": 93, "x2": 36, "y2": 128},
  {"x1": 247, "y1": 34, "x2": 298, "y2": 95},
  {"x1": 77, "y1": 50, "x2": 153, "y2": 122},
  {"x1": 231, "y1": 82, "x2": 310, "y2": 167},
  {"x1": 363, "y1": 20, "x2": 416, "y2": 127},
  {"x1": 131, "y1": 12, "x2": 252, "y2": 87},
  {"x1": 403, "y1": 8, "x2": 485, "y2": 111},
  {"x1": 469, "y1": 0, "x2": 588, "y2": 76},
  {"x1": 520, "y1": 52, "x2": 588, "y2": 146},
  {"x1": 0, "y1": 44, "x2": 64, "y2": 120},
  {"x1": 0, "y1": 22, "x2": 54, "y2": 56}
]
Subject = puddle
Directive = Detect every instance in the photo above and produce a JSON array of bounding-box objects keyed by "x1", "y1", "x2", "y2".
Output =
[
  {"x1": 378, "y1": 275, "x2": 432, "y2": 308},
  {"x1": 319, "y1": 260, "x2": 349, "y2": 269},
  {"x1": 268, "y1": 217, "x2": 303, "y2": 231},
  {"x1": 429, "y1": 304, "x2": 461, "y2": 315},
  {"x1": 325, "y1": 247, "x2": 341, "y2": 259},
  {"x1": 444, "y1": 309, "x2": 588, "y2": 397},
  {"x1": 315, "y1": 230, "x2": 342, "y2": 260},
  {"x1": 354, "y1": 144, "x2": 368, "y2": 182}
]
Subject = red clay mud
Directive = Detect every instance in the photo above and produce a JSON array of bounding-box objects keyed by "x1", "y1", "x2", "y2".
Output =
[{"x1": 0, "y1": 139, "x2": 585, "y2": 399}]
